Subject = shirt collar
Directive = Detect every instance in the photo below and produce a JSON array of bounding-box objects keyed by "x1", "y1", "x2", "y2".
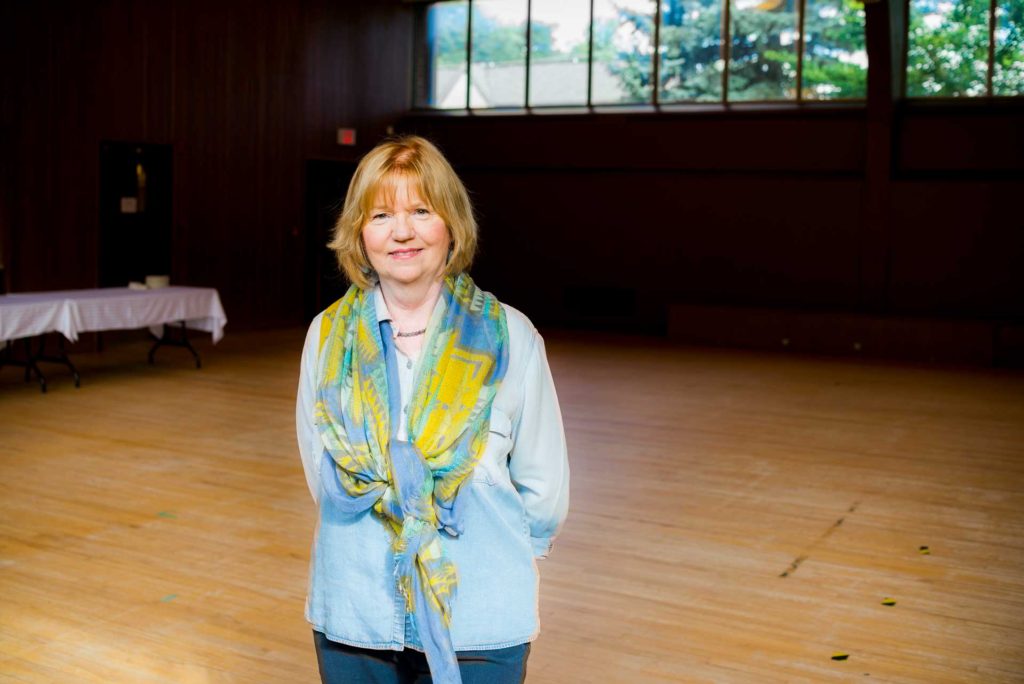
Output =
[{"x1": 372, "y1": 285, "x2": 392, "y2": 325}]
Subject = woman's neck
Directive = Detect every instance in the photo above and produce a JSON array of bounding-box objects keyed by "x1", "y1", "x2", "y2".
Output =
[{"x1": 378, "y1": 278, "x2": 443, "y2": 335}]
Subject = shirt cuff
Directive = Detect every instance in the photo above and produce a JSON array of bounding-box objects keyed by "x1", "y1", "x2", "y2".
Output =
[{"x1": 531, "y1": 536, "x2": 553, "y2": 559}]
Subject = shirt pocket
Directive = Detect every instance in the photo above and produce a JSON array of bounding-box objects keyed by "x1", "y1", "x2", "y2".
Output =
[{"x1": 473, "y1": 408, "x2": 514, "y2": 484}]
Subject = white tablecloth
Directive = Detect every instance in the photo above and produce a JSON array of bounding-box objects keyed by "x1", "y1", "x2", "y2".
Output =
[
  {"x1": 0, "y1": 287, "x2": 227, "y2": 343},
  {"x1": 0, "y1": 295, "x2": 81, "y2": 342}
]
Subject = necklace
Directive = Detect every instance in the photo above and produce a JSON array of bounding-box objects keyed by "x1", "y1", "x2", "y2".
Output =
[{"x1": 395, "y1": 328, "x2": 427, "y2": 338}]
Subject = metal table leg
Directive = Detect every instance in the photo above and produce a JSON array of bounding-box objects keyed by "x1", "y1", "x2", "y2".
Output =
[
  {"x1": 148, "y1": 321, "x2": 202, "y2": 369},
  {"x1": 33, "y1": 334, "x2": 80, "y2": 388},
  {"x1": 0, "y1": 338, "x2": 49, "y2": 393}
]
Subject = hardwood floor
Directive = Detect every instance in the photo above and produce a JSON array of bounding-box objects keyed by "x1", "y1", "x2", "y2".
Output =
[{"x1": 2, "y1": 328, "x2": 1022, "y2": 682}]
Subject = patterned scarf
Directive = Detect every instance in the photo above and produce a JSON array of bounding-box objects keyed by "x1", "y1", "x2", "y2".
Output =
[{"x1": 314, "y1": 273, "x2": 508, "y2": 683}]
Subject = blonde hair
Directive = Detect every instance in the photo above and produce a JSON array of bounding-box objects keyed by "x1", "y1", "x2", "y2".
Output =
[{"x1": 328, "y1": 135, "x2": 477, "y2": 290}]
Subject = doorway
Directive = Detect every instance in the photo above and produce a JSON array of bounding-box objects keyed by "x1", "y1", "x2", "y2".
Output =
[
  {"x1": 98, "y1": 142, "x2": 173, "y2": 288},
  {"x1": 304, "y1": 159, "x2": 356, "y2": 321}
]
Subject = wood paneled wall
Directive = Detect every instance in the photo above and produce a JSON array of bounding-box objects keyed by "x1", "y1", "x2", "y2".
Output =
[
  {"x1": 400, "y1": 110, "x2": 869, "y2": 333},
  {"x1": 4, "y1": 0, "x2": 1021, "y2": 335},
  {"x1": 3, "y1": 0, "x2": 411, "y2": 327},
  {"x1": 396, "y1": 2, "x2": 1023, "y2": 335},
  {"x1": 402, "y1": 105, "x2": 1023, "y2": 333}
]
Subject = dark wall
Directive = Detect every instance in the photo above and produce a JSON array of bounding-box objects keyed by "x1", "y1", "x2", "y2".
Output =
[
  {"x1": 397, "y1": 1, "x2": 1023, "y2": 335},
  {"x1": 891, "y1": 106, "x2": 1024, "y2": 318},
  {"x1": 4, "y1": 0, "x2": 1022, "y2": 336},
  {"x1": 3, "y1": 0, "x2": 411, "y2": 327},
  {"x1": 402, "y1": 103, "x2": 1023, "y2": 332},
  {"x1": 400, "y1": 110, "x2": 867, "y2": 332}
]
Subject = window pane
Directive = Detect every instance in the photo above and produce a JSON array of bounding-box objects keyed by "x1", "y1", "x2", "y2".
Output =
[
  {"x1": 591, "y1": 0, "x2": 657, "y2": 104},
  {"x1": 425, "y1": 2, "x2": 469, "y2": 109},
  {"x1": 470, "y1": 0, "x2": 528, "y2": 107},
  {"x1": 729, "y1": 0, "x2": 800, "y2": 101},
  {"x1": 529, "y1": 0, "x2": 591, "y2": 106},
  {"x1": 659, "y1": 0, "x2": 725, "y2": 102},
  {"x1": 802, "y1": 0, "x2": 867, "y2": 99},
  {"x1": 907, "y1": 0, "x2": 990, "y2": 97},
  {"x1": 994, "y1": 0, "x2": 1024, "y2": 95}
]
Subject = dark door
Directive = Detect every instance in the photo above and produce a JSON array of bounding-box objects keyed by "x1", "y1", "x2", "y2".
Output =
[
  {"x1": 304, "y1": 159, "x2": 357, "y2": 320},
  {"x1": 98, "y1": 142, "x2": 172, "y2": 287}
]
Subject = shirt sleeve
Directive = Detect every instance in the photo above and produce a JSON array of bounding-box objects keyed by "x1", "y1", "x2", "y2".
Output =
[
  {"x1": 296, "y1": 317, "x2": 322, "y2": 504},
  {"x1": 509, "y1": 332, "x2": 570, "y2": 559}
]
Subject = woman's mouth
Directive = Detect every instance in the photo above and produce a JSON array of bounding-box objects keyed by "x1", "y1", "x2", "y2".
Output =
[{"x1": 389, "y1": 249, "x2": 422, "y2": 260}]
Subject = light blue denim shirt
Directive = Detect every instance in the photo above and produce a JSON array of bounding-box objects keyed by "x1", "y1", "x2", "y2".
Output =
[{"x1": 296, "y1": 286, "x2": 570, "y2": 651}]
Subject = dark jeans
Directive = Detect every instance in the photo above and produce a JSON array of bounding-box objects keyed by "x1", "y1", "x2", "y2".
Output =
[{"x1": 313, "y1": 631, "x2": 531, "y2": 684}]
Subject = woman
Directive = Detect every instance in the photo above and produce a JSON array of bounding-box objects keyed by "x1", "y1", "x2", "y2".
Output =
[{"x1": 296, "y1": 135, "x2": 569, "y2": 684}]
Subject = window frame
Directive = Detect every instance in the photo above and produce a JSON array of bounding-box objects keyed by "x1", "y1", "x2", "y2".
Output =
[{"x1": 412, "y1": 0, "x2": 872, "y2": 112}]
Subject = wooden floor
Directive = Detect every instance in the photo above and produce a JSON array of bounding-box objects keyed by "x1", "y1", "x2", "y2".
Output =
[{"x1": 1, "y1": 328, "x2": 1023, "y2": 683}]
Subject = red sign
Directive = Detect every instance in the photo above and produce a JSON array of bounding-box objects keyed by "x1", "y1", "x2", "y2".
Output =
[{"x1": 337, "y1": 128, "x2": 357, "y2": 146}]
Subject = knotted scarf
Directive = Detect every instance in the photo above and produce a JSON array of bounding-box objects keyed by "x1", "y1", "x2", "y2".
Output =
[{"x1": 313, "y1": 273, "x2": 509, "y2": 684}]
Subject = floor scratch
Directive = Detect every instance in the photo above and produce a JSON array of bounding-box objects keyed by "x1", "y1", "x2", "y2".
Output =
[{"x1": 779, "y1": 500, "x2": 860, "y2": 578}]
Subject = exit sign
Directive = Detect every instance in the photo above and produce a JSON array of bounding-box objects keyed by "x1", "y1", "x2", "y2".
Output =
[{"x1": 337, "y1": 128, "x2": 356, "y2": 146}]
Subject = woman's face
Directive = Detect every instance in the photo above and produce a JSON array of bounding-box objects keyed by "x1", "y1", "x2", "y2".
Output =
[{"x1": 361, "y1": 175, "x2": 451, "y2": 291}]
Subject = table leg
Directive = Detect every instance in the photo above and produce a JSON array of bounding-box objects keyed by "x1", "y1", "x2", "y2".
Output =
[
  {"x1": 148, "y1": 321, "x2": 202, "y2": 369},
  {"x1": 31, "y1": 334, "x2": 80, "y2": 391},
  {"x1": 1, "y1": 338, "x2": 49, "y2": 393},
  {"x1": 57, "y1": 336, "x2": 81, "y2": 388}
]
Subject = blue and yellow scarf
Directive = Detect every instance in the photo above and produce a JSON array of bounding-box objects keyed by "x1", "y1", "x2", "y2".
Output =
[{"x1": 314, "y1": 273, "x2": 508, "y2": 683}]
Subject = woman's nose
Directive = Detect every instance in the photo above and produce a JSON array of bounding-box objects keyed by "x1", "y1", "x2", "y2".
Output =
[{"x1": 392, "y1": 212, "x2": 414, "y2": 239}]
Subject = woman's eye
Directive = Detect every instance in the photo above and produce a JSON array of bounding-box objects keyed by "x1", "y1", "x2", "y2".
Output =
[
  {"x1": 371, "y1": 212, "x2": 390, "y2": 221},
  {"x1": 413, "y1": 208, "x2": 431, "y2": 216}
]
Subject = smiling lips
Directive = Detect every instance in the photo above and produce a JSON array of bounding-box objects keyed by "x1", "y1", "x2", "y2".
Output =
[{"x1": 389, "y1": 248, "x2": 422, "y2": 259}]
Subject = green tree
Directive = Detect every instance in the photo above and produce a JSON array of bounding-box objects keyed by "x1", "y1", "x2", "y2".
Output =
[
  {"x1": 603, "y1": 7, "x2": 655, "y2": 101},
  {"x1": 608, "y1": 0, "x2": 867, "y2": 102},
  {"x1": 431, "y1": 5, "x2": 557, "y2": 66},
  {"x1": 657, "y1": 0, "x2": 724, "y2": 101},
  {"x1": 472, "y1": 11, "x2": 527, "y2": 64},
  {"x1": 569, "y1": 18, "x2": 618, "y2": 62},
  {"x1": 609, "y1": 0, "x2": 797, "y2": 102},
  {"x1": 530, "y1": 22, "x2": 559, "y2": 61},
  {"x1": 432, "y1": 4, "x2": 470, "y2": 66},
  {"x1": 906, "y1": 0, "x2": 990, "y2": 96},
  {"x1": 802, "y1": 0, "x2": 867, "y2": 99},
  {"x1": 993, "y1": 0, "x2": 1024, "y2": 94},
  {"x1": 728, "y1": 1, "x2": 800, "y2": 100}
]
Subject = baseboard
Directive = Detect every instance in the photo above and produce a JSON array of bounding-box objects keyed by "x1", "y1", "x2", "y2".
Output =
[{"x1": 668, "y1": 304, "x2": 1024, "y2": 367}]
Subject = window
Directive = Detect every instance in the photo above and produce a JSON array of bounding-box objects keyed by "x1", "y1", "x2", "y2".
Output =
[
  {"x1": 592, "y1": 0, "x2": 657, "y2": 104},
  {"x1": 530, "y1": 0, "x2": 591, "y2": 105},
  {"x1": 414, "y1": 0, "x2": 868, "y2": 109},
  {"x1": 471, "y1": 0, "x2": 529, "y2": 107},
  {"x1": 659, "y1": 0, "x2": 724, "y2": 102},
  {"x1": 801, "y1": 0, "x2": 868, "y2": 99},
  {"x1": 424, "y1": 2, "x2": 470, "y2": 109},
  {"x1": 906, "y1": 0, "x2": 1024, "y2": 97}
]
